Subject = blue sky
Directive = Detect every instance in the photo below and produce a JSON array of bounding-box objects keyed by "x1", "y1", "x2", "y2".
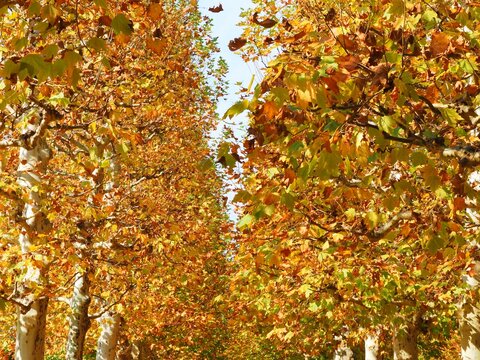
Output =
[
  {"x1": 198, "y1": 0, "x2": 256, "y2": 221},
  {"x1": 198, "y1": 0, "x2": 255, "y2": 117}
]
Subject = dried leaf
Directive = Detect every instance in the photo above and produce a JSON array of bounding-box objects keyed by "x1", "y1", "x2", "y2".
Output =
[
  {"x1": 228, "y1": 37, "x2": 247, "y2": 51},
  {"x1": 252, "y1": 12, "x2": 277, "y2": 28},
  {"x1": 208, "y1": 4, "x2": 223, "y2": 13},
  {"x1": 430, "y1": 32, "x2": 450, "y2": 56}
]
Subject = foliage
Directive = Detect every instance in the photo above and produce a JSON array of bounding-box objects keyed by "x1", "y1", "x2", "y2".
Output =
[{"x1": 224, "y1": 0, "x2": 480, "y2": 356}]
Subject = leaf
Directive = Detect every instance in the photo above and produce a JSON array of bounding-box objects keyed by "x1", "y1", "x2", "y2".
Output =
[
  {"x1": 430, "y1": 32, "x2": 450, "y2": 56},
  {"x1": 94, "y1": 0, "x2": 107, "y2": 9},
  {"x1": 228, "y1": 37, "x2": 247, "y2": 51},
  {"x1": 208, "y1": 4, "x2": 223, "y2": 13},
  {"x1": 223, "y1": 100, "x2": 248, "y2": 118},
  {"x1": 87, "y1": 37, "x2": 106, "y2": 51},
  {"x1": 252, "y1": 13, "x2": 277, "y2": 28},
  {"x1": 146, "y1": 37, "x2": 167, "y2": 55},
  {"x1": 98, "y1": 15, "x2": 112, "y2": 27},
  {"x1": 238, "y1": 214, "x2": 254, "y2": 229},
  {"x1": 148, "y1": 3, "x2": 163, "y2": 20},
  {"x1": 111, "y1": 13, "x2": 133, "y2": 35}
]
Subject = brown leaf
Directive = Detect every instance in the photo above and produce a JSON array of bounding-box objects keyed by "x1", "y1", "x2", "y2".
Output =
[
  {"x1": 98, "y1": 15, "x2": 112, "y2": 27},
  {"x1": 325, "y1": 8, "x2": 336, "y2": 22},
  {"x1": 228, "y1": 37, "x2": 247, "y2": 51},
  {"x1": 430, "y1": 32, "x2": 450, "y2": 56},
  {"x1": 208, "y1": 4, "x2": 223, "y2": 13},
  {"x1": 252, "y1": 12, "x2": 277, "y2": 28}
]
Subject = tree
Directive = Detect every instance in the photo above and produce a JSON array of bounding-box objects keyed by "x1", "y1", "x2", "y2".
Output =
[
  {"x1": 225, "y1": 0, "x2": 480, "y2": 357},
  {"x1": 0, "y1": 0, "x2": 228, "y2": 358}
]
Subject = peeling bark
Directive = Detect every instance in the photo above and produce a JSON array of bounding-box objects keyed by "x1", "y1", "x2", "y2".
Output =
[
  {"x1": 393, "y1": 322, "x2": 418, "y2": 360},
  {"x1": 460, "y1": 263, "x2": 480, "y2": 360},
  {"x1": 65, "y1": 271, "x2": 91, "y2": 360},
  {"x1": 96, "y1": 312, "x2": 121, "y2": 360},
  {"x1": 365, "y1": 332, "x2": 380, "y2": 360},
  {"x1": 15, "y1": 118, "x2": 52, "y2": 360}
]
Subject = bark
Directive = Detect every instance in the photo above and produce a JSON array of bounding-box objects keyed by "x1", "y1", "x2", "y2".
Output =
[
  {"x1": 96, "y1": 312, "x2": 121, "y2": 360},
  {"x1": 15, "y1": 119, "x2": 51, "y2": 360},
  {"x1": 333, "y1": 342, "x2": 353, "y2": 360},
  {"x1": 65, "y1": 271, "x2": 91, "y2": 360},
  {"x1": 459, "y1": 299, "x2": 480, "y2": 360},
  {"x1": 15, "y1": 297, "x2": 48, "y2": 360},
  {"x1": 393, "y1": 322, "x2": 418, "y2": 360},
  {"x1": 459, "y1": 263, "x2": 480, "y2": 360},
  {"x1": 365, "y1": 332, "x2": 380, "y2": 360}
]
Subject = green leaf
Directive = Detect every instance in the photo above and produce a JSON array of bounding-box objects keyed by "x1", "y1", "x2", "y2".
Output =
[
  {"x1": 439, "y1": 108, "x2": 463, "y2": 125},
  {"x1": 410, "y1": 151, "x2": 428, "y2": 166},
  {"x1": 42, "y1": 44, "x2": 59, "y2": 59},
  {"x1": 238, "y1": 214, "x2": 254, "y2": 229},
  {"x1": 271, "y1": 87, "x2": 290, "y2": 106},
  {"x1": 94, "y1": 0, "x2": 108, "y2": 9},
  {"x1": 426, "y1": 236, "x2": 444, "y2": 253},
  {"x1": 281, "y1": 192, "x2": 295, "y2": 210},
  {"x1": 111, "y1": 14, "x2": 133, "y2": 35},
  {"x1": 87, "y1": 37, "x2": 107, "y2": 51},
  {"x1": 197, "y1": 158, "x2": 214, "y2": 171},
  {"x1": 223, "y1": 100, "x2": 249, "y2": 119}
]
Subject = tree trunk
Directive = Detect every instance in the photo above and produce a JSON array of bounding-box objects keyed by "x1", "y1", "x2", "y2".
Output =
[
  {"x1": 15, "y1": 297, "x2": 48, "y2": 360},
  {"x1": 459, "y1": 298, "x2": 480, "y2": 360},
  {"x1": 365, "y1": 332, "x2": 380, "y2": 360},
  {"x1": 334, "y1": 342, "x2": 353, "y2": 360},
  {"x1": 96, "y1": 312, "x2": 121, "y2": 360},
  {"x1": 65, "y1": 271, "x2": 91, "y2": 360},
  {"x1": 459, "y1": 263, "x2": 480, "y2": 360},
  {"x1": 393, "y1": 322, "x2": 418, "y2": 360},
  {"x1": 15, "y1": 118, "x2": 51, "y2": 360}
]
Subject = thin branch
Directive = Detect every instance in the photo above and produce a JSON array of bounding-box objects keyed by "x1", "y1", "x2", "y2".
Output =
[
  {"x1": 89, "y1": 285, "x2": 133, "y2": 320},
  {"x1": 372, "y1": 209, "x2": 413, "y2": 239}
]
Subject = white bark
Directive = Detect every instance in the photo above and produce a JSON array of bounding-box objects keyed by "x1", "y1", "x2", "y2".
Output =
[
  {"x1": 333, "y1": 343, "x2": 353, "y2": 360},
  {"x1": 15, "y1": 119, "x2": 51, "y2": 360},
  {"x1": 460, "y1": 263, "x2": 480, "y2": 360},
  {"x1": 365, "y1": 332, "x2": 380, "y2": 360},
  {"x1": 96, "y1": 312, "x2": 121, "y2": 360},
  {"x1": 459, "y1": 299, "x2": 480, "y2": 360},
  {"x1": 65, "y1": 271, "x2": 91, "y2": 360}
]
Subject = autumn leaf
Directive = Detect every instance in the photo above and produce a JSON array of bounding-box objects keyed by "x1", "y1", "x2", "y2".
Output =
[
  {"x1": 208, "y1": 4, "x2": 223, "y2": 13},
  {"x1": 228, "y1": 37, "x2": 247, "y2": 51},
  {"x1": 148, "y1": 3, "x2": 163, "y2": 20},
  {"x1": 252, "y1": 12, "x2": 277, "y2": 28},
  {"x1": 146, "y1": 37, "x2": 167, "y2": 55},
  {"x1": 430, "y1": 32, "x2": 451, "y2": 56}
]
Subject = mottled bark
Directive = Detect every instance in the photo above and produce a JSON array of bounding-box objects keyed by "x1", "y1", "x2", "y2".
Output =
[
  {"x1": 15, "y1": 117, "x2": 52, "y2": 360},
  {"x1": 365, "y1": 332, "x2": 380, "y2": 360},
  {"x1": 96, "y1": 312, "x2": 121, "y2": 360},
  {"x1": 393, "y1": 322, "x2": 418, "y2": 360},
  {"x1": 460, "y1": 263, "x2": 480, "y2": 360},
  {"x1": 65, "y1": 271, "x2": 91, "y2": 360}
]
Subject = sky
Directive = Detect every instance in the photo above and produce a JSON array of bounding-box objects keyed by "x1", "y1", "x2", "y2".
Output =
[
  {"x1": 198, "y1": 0, "x2": 258, "y2": 222},
  {"x1": 198, "y1": 0, "x2": 256, "y2": 118}
]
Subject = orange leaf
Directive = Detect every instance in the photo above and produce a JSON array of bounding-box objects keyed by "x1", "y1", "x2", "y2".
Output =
[
  {"x1": 147, "y1": 37, "x2": 167, "y2": 55},
  {"x1": 263, "y1": 101, "x2": 277, "y2": 120},
  {"x1": 430, "y1": 32, "x2": 450, "y2": 56},
  {"x1": 285, "y1": 168, "x2": 296, "y2": 185},
  {"x1": 453, "y1": 197, "x2": 466, "y2": 211},
  {"x1": 148, "y1": 3, "x2": 163, "y2": 21}
]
